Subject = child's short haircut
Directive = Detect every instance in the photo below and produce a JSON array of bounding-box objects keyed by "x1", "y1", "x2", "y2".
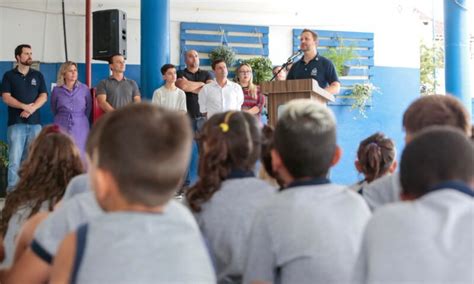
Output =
[
  {"x1": 160, "y1": 63, "x2": 176, "y2": 75},
  {"x1": 400, "y1": 126, "x2": 474, "y2": 198},
  {"x1": 274, "y1": 99, "x2": 337, "y2": 178},
  {"x1": 96, "y1": 103, "x2": 192, "y2": 206},
  {"x1": 403, "y1": 95, "x2": 471, "y2": 136}
]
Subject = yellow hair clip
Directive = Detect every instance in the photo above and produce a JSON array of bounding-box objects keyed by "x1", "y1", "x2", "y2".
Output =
[
  {"x1": 219, "y1": 123, "x2": 230, "y2": 133},
  {"x1": 219, "y1": 111, "x2": 235, "y2": 133}
]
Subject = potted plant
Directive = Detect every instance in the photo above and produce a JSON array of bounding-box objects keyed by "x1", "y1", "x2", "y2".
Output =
[
  {"x1": 209, "y1": 45, "x2": 237, "y2": 68},
  {"x1": 340, "y1": 83, "x2": 380, "y2": 118},
  {"x1": 321, "y1": 39, "x2": 356, "y2": 76},
  {"x1": 0, "y1": 141, "x2": 8, "y2": 197},
  {"x1": 239, "y1": 57, "x2": 273, "y2": 85}
]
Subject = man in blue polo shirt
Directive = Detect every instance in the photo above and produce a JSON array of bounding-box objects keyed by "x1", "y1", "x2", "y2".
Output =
[
  {"x1": 287, "y1": 29, "x2": 341, "y2": 95},
  {"x1": 1, "y1": 44, "x2": 47, "y2": 192}
]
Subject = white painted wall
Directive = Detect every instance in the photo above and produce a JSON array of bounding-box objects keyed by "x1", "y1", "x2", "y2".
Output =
[{"x1": 0, "y1": 0, "x2": 422, "y2": 68}]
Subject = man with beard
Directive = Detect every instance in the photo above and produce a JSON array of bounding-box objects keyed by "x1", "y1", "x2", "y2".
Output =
[
  {"x1": 176, "y1": 50, "x2": 214, "y2": 193},
  {"x1": 286, "y1": 29, "x2": 341, "y2": 95},
  {"x1": 176, "y1": 50, "x2": 213, "y2": 132},
  {"x1": 1, "y1": 44, "x2": 47, "y2": 192}
]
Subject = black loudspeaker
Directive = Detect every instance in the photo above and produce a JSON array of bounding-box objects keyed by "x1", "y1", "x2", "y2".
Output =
[{"x1": 93, "y1": 9, "x2": 127, "y2": 61}]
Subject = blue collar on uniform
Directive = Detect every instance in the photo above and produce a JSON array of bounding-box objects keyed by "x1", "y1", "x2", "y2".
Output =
[
  {"x1": 429, "y1": 180, "x2": 474, "y2": 197},
  {"x1": 226, "y1": 169, "x2": 255, "y2": 180},
  {"x1": 284, "y1": 177, "x2": 331, "y2": 190}
]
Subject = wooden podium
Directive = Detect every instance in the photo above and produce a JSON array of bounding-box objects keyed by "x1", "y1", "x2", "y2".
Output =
[{"x1": 260, "y1": 79, "x2": 336, "y2": 126}]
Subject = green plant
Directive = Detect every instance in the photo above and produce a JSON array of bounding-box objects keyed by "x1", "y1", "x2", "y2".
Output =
[
  {"x1": 0, "y1": 141, "x2": 8, "y2": 168},
  {"x1": 341, "y1": 83, "x2": 380, "y2": 118},
  {"x1": 209, "y1": 45, "x2": 236, "y2": 68},
  {"x1": 420, "y1": 42, "x2": 444, "y2": 95},
  {"x1": 240, "y1": 57, "x2": 273, "y2": 85},
  {"x1": 322, "y1": 39, "x2": 356, "y2": 76}
]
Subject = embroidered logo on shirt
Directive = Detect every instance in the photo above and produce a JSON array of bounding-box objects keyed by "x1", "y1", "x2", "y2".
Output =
[
  {"x1": 310, "y1": 68, "x2": 318, "y2": 77},
  {"x1": 31, "y1": 78, "x2": 37, "y2": 86}
]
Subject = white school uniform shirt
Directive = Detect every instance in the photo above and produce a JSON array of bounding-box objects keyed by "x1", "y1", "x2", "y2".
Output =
[
  {"x1": 363, "y1": 173, "x2": 401, "y2": 211},
  {"x1": 32, "y1": 191, "x2": 103, "y2": 264},
  {"x1": 72, "y1": 200, "x2": 216, "y2": 284},
  {"x1": 243, "y1": 181, "x2": 371, "y2": 284},
  {"x1": 152, "y1": 86, "x2": 187, "y2": 112},
  {"x1": 1, "y1": 201, "x2": 50, "y2": 268},
  {"x1": 353, "y1": 185, "x2": 474, "y2": 283},
  {"x1": 198, "y1": 80, "x2": 244, "y2": 118},
  {"x1": 193, "y1": 175, "x2": 276, "y2": 283}
]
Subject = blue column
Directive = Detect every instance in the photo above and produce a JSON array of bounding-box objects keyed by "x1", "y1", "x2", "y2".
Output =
[
  {"x1": 141, "y1": 0, "x2": 170, "y2": 100},
  {"x1": 444, "y1": 0, "x2": 471, "y2": 116}
]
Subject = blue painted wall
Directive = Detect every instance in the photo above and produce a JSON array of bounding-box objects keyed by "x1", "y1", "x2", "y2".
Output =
[
  {"x1": 0, "y1": 61, "x2": 142, "y2": 142},
  {"x1": 4, "y1": 61, "x2": 462, "y2": 186},
  {"x1": 330, "y1": 66, "x2": 420, "y2": 185},
  {"x1": 180, "y1": 22, "x2": 270, "y2": 68}
]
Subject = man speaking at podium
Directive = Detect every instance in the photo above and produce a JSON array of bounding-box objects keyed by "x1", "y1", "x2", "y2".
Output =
[{"x1": 286, "y1": 29, "x2": 341, "y2": 95}]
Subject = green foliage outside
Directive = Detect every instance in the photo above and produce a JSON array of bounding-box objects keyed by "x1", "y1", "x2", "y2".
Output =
[
  {"x1": 240, "y1": 57, "x2": 273, "y2": 85},
  {"x1": 348, "y1": 83, "x2": 380, "y2": 118},
  {"x1": 420, "y1": 42, "x2": 444, "y2": 95},
  {"x1": 209, "y1": 45, "x2": 237, "y2": 68},
  {"x1": 322, "y1": 41, "x2": 356, "y2": 76}
]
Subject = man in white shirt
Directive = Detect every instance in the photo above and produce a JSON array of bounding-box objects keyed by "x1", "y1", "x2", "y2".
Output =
[{"x1": 198, "y1": 59, "x2": 243, "y2": 118}]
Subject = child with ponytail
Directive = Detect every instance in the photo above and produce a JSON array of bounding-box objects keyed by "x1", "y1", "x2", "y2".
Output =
[
  {"x1": 351, "y1": 132, "x2": 397, "y2": 194},
  {"x1": 186, "y1": 111, "x2": 275, "y2": 283}
]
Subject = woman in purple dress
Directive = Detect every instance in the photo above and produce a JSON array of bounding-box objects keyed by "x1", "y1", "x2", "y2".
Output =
[{"x1": 51, "y1": 61, "x2": 92, "y2": 158}]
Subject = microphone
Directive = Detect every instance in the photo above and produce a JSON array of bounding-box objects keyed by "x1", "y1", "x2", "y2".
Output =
[
  {"x1": 270, "y1": 50, "x2": 303, "y2": 81},
  {"x1": 287, "y1": 49, "x2": 303, "y2": 63}
]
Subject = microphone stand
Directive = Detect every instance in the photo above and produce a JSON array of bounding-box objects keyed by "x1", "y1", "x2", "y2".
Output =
[
  {"x1": 270, "y1": 59, "x2": 293, "y2": 82},
  {"x1": 270, "y1": 50, "x2": 302, "y2": 81}
]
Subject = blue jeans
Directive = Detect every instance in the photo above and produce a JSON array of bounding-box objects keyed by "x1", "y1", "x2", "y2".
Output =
[
  {"x1": 191, "y1": 116, "x2": 207, "y2": 133},
  {"x1": 184, "y1": 140, "x2": 199, "y2": 187},
  {"x1": 7, "y1": 123, "x2": 42, "y2": 192},
  {"x1": 183, "y1": 117, "x2": 206, "y2": 187}
]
